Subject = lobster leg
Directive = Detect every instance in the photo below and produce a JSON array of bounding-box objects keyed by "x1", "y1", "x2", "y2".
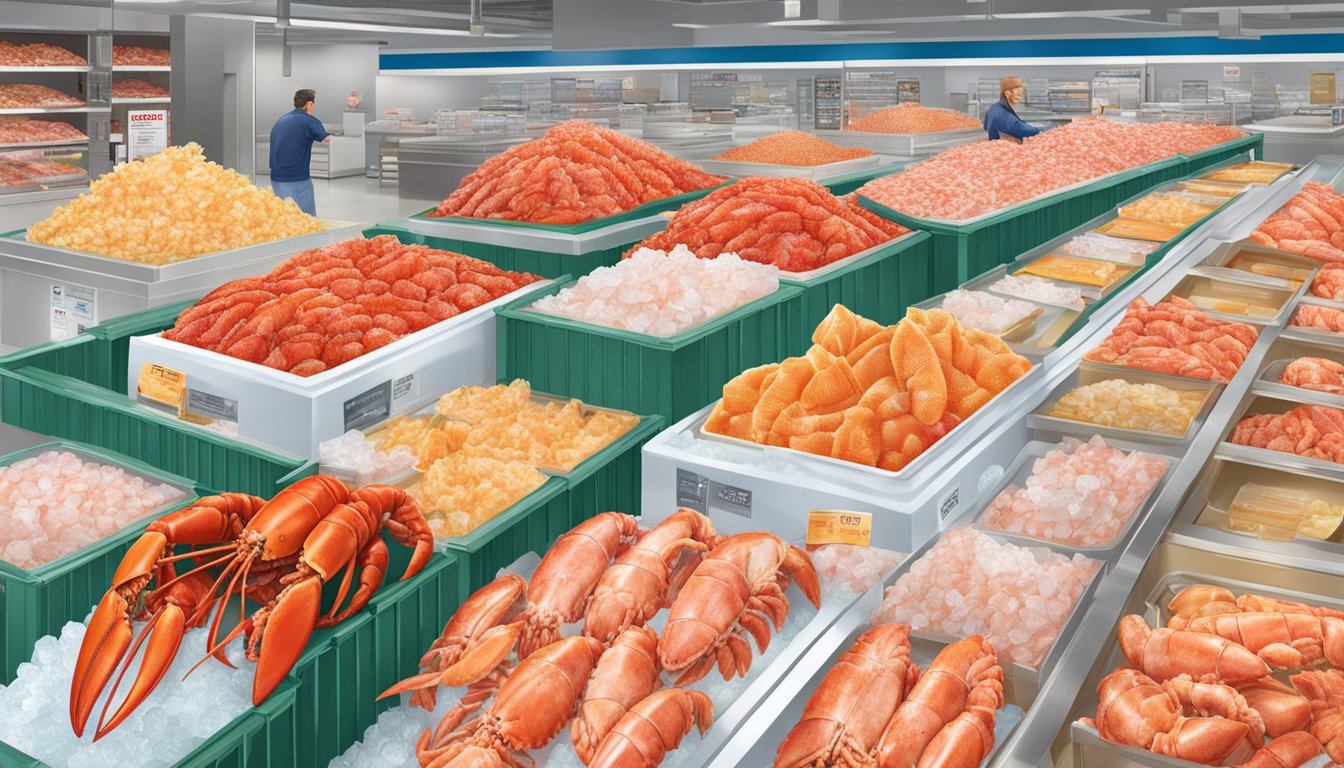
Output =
[
  {"x1": 319, "y1": 536, "x2": 388, "y2": 628},
  {"x1": 350, "y1": 484, "x2": 435, "y2": 580}
]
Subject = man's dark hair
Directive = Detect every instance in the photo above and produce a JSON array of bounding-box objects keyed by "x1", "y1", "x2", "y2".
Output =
[{"x1": 294, "y1": 89, "x2": 316, "y2": 109}]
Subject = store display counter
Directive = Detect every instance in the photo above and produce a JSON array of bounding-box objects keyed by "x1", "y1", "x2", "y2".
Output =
[
  {"x1": 396, "y1": 132, "x2": 534, "y2": 200},
  {"x1": 1245, "y1": 114, "x2": 1344, "y2": 165}
]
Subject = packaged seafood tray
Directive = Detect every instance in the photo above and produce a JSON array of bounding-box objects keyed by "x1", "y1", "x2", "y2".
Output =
[
  {"x1": 710, "y1": 589, "x2": 1032, "y2": 767},
  {"x1": 1164, "y1": 274, "x2": 1299, "y2": 325},
  {"x1": 123, "y1": 278, "x2": 556, "y2": 459},
  {"x1": 1172, "y1": 454, "x2": 1344, "y2": 556},
  {"x1": 0, "y1": 440, "x2": 197, "y2": 684},
  {"x1": 963, "y1": 264, "x2": 1092, "y2": 311},
  {"x1": 496, "y1": 278, "x2": 805, "y2": 424},
  {"x1": 1200, "y1": 159, "x2": 1297, "y2": 185},
  {"x1": 1093, "y1": 216, "x2": 1187, "y2": 243},
  {"x1": 971, "y1": 438, "x2": 1178, "y2": 558},
  {"x1": 642, "y1": 388, "x2": 1039, "y2": 556},
  {"x1": 1173, "y1": 178, "x2": 1253, "y2": 198},
  {"x1": 698, "y1": 154, "x2": 879, "y2": 181},
  {"x1": 405, "y1": 212, "x2": 668, "y2": 280},
  {"x1": 1067, "y1": 546, "x2": 1344, "y2": 768},
  {"x1": 1198, "y1": 242, "x2": 1319, "y2": 289},
  {"x1": 1029, "y1": 362, "x2": 1222, "y2": 447},
  {"x1": 0, "y1": 222, "x2": 364, "y2": 349},
  {"x1": 1254, "y1": 334, "x2": 1344, "y2": 408},
  {"x1": 912, "y1": 291, "x2": 1076, "y2": 355},
  {"x1": 1216, "y1": 391, "x2": 1344, "y2": 484},
  {"x1": 1016, "y1": 253, "x2": 1135, "y2": 296},
  {"x1": 817, "y1": 126, "x2": 986, "y2": 156}
]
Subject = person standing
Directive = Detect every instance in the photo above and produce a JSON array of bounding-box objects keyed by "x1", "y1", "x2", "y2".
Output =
[
  {"x1": 269, "y1": 88, "x2": 330, "y2": 216},
  {"x1": 983, "y1": 76, "x2": 1041, "y2": 143}
]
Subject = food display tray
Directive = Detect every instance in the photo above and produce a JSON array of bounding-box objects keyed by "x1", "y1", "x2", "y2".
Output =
[
  {"x1": 1165, "y1": 273, "x2": 1299, "y2": 326},
  {"x1": 1068, "y1": 554, "x2": 1344, "y2": 768},
  {"x1": 1180, "y1": 454, "x2": 1344, "y2": 545},
  {"x1": 1028, "y1": 362, "x2": 1222, "y2": 447},
  {"x1": 124, "y1": 279, "x2": 555, "y2": 459},
  {"x1": 1216, "y1": 391, "x2": 1344, "y2": 484},
  {"x1": 1093, "y1": 216, "x2": 1186, "y2": 242},
  {"x1": 816, "y1": 126, "x2": 985, "y2": 156},
  {"x1": 0, "y1": 441, "x2": 197, "y2": 684},
  {"x1": 912, "y1": 292, "x2": 1074, "y2": 355},
  {"x1": 972, "y1": 438, "x2": 1178, "y2": 558},
  {"x1": 698, "y1": 154, "x2": 879, "y2": 181},
  {"x1": 962, "y1": 264, "x2": 1090, "y2": 312},
  {"x1": 1013, "y1": 254, "x2": 1134, "y2": 301}
]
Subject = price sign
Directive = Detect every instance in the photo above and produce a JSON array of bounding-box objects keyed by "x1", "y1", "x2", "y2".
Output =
[{"x1": 127, "y1": 110, "x2": 168, "y2": 160}]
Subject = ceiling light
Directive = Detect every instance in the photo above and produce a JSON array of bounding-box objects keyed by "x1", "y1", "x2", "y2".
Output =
[{"x1": 287, "y1": 18, "x2": 522, "y2": 37}]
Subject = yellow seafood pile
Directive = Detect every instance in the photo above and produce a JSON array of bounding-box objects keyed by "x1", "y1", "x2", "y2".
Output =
[
  {"x1": 1117, "y1": 192, "x2": 1217, "y2": 228},
  {"x1": 27, "y1": 143, "x2": 323, "y2": 264},
  {"x1": 1046, "y1": 379, "x2": 1206, "y2": 435},
  {"x1": 420, "y1": 455, "x2": 546, "y2": 538},
  {"x1": 705, "y1": 305, "x2": 1032, "y2": 471},
  {"x1": 379, "y1": 381, "x2": 638, "y2": 538}
]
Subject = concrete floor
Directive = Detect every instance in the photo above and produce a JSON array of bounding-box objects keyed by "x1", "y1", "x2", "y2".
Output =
[{"x1": 256, "y1": 175, "x2": 437, "y2": 225}]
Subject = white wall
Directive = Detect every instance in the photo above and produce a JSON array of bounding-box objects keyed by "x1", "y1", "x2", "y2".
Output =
[{"x1": 255, "y1": 42, "x2": 379, "y2": 133}]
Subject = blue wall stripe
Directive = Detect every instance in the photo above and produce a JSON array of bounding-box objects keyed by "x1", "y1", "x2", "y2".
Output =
[{"x1": 380, "y1": 33, "x2": 1344, "y2": 71}]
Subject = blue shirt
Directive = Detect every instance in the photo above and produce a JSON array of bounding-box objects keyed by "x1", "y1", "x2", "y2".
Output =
[
  {"x1": 983, "y1": 100, "x2": 1041, "y2": 141},
  {"x1": 269, "y1": 109, "x2": 329, "y2": 182}
]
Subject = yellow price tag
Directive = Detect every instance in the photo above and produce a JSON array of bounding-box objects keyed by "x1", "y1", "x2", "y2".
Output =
[
  {"x1": 136, "y1": 362, "x2": 187, "y2": 410},
  {"x1": 805, "y1": 510, "x2": 872, "y2": 549}
]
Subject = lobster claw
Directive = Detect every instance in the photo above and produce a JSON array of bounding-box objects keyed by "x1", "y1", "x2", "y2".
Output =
[
  {"x1": 94, "y1": 603, "x2": 189, "y2": 741},
  {"x1": 70, "y1": 590, "x2": 134, "y2": 737},
  {"x1": 253, "y1": 574, "x2": 321, "y2": 705}
]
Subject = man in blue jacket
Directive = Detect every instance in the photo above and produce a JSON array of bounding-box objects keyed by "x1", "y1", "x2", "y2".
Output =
[
  {"x1": 983, "y1": 76, "x2": 1040, "y2": 143},
  {"x1": 269, "y1": 88, "x2": 330, "y2": 216}
]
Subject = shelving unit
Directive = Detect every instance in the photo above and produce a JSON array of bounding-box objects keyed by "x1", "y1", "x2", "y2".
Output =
[{"x1": 108, "y1": 35, "x2": 171, "y2": 164}]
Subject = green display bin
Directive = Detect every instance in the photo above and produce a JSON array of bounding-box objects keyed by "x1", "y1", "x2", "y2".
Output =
[
  {"x1": 495, "y1": 282, "x2": 804, "y2": 424},
  {"x1": 778, "y1": 230, "x2": 934, "y2": 344},
  {"x1": 820, "y1": 161, "x2": 909, "y2": 196},
  {"x1": 0, "y1": 365, "x2": 311, "y2": 499},
  {"x1": 437, "y1": 475, "x2": 570, "y2": 593},
  {"x1": 1180, "y1": 133, "x2": 1265, "y2": 176},
  {"x1": 0, "y1": 441, "x2": 198, "y2": 684},
  {"x1": 286, "y1": 549, "x2": 465, "y2": 768},
  {"x1": 0, "y1": 675, "x2": 301, "y2": 768},
  {"x1": 411, "y1": 227, "x2": 653, "y2": 281}
]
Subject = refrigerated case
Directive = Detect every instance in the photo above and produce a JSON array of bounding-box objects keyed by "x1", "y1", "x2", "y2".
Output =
[{"x1": 108, "y1": 33, "x2": 169, "y2": 164}]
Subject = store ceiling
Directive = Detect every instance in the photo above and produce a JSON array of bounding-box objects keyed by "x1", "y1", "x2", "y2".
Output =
[{"x1": 72, "y1": 0, "x2": 1344, "y2": 50}]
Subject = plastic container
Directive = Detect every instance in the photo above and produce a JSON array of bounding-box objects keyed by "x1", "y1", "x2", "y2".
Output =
[
  {"x1": 1188, "y1": 458, "x2": 1344, "y2": 543},
  {"x1": 0, "y1": 441, "x2": 197, "y2": 684},
  {"x1": 964, "y1": 265, "x2": 1090, "y2": 312},
  {"x1": 972, "y1": 438, "x2": 1176, "y2": 557},
  {"x1": 1205, "y1": 243, "x2": 1320, "y2": 288},
  {"x1": 1028, "y1": 362, "x2": 1222, "y2": 447},
  {"x1": 124, "y1": 279, "x2": 556, "y2": 459},
  {"x1": 913, "y1": 291, "x2": 1076, "y2": 355},
  {"x1": 495, "y1": 280, "x2": 804, "y2": 424},
  {"x1": 777, "y1": 230, "x2": 935, "y2": 346},
  {"x1": 0, "y1": 223, "x2": 362, "y2": 349},
  {"x1": 1165, "y1": 274, "x2": 1297, "y2": 325}
]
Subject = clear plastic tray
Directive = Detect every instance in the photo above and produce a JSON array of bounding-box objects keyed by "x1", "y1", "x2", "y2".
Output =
[
  {"x1": 1285, "y1": 295, "x2": 1344, "y2": 342},
  {"x1": 693, "y1": 363, "x2": 1041, "y2": 484},
  {"x1": 963, "y1": 265, "x2": 1089, "y2": 311},
  {"x1": 1029, "y1": 363, "x2": 1221, "y2": 446},
  {"x1": 973, "y1": 439, "x2": 1175, "y2": 557},
  {"x1": 1166, "y1": 274, "x2": 1296, "y2": 325},
  {"x1": 914, "y1": 291, "x2": 1062, "y2": 348},
  {"x1": 1190, "y1": 458, "x2": 1344, "y2": 543},
  {"x1": 1206, "y1": 243, "x2": 1319, "y2": 288},
  {"x1": 1046, "y1": 234, "x2": 1153, "y2": 268},
  {"x1": 1016, "y1": 253, "x2": 1134, "y2": 297},
  {"x1": 1219, "y1": 392, "x2": 1344, "y2": 483}
]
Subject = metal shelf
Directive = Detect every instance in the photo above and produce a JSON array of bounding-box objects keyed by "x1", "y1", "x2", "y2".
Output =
[
  {"x1": 0, "y1": 138, "x2": 90, "y2": 150},
  {"x1": 110, "y1": 97, "x2": 169, "y2": 105},
  {"x1": 111, "y1": 65, "x2": 169, "y2": 73},
  {"x1": 0, "y1": 65, "x2": 90, "y2": 73},
  {"x1": 0, "y1": 106, "x2": 106, "y2": 115}
]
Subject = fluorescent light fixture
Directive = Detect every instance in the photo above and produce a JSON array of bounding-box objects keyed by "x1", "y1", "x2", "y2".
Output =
[
  {"x1": 288, "y1": 18, "x2": 524, "y2": 37},
  {"x1": 381, "y1": 60, "x2": 846, "y2": 76}
]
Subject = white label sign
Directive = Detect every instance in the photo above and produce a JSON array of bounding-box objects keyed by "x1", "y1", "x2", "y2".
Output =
[
  {"x1": 127, "y1": 110, "x2": 168, "y2": 160},
  {"x1": 1223, "y1": 65, "x2": 1241, "y2": 80},
  {"x1": 49, "y1": 282, "x2": 96, "y2": 341},
  {"x1": 937, "y1": 483, "x2": 961, "y2": 528}
]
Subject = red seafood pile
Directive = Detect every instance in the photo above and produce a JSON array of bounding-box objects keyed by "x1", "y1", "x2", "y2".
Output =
[
  {"x1": 1281, "y1": 357, "x2": 1344, "y2": 395},
  {"x1": 111, "y1": 78, "x2": 170, "y2": 99},
  {"x1": 0, "y1": 41, "x2": 85, "y2": 67},
  {"x1": 846, "y1": 103, "x2": 981, "y2": 134},
  {"x1": 112, "y1": 45, "x2": 171, "y2": 67},
  {"x1": 858, "y1": 119, "x2": 1244, "y2": 220},
  {"x1": 0, "y1": 84, "x2": 82, "y2": 109},
  {"x1": 714, "y1": 130, "x2": 872, "y2": 166},
  {"x1": 627, "y1": 177, "x2": 909, "y2": 272},
  {"x1": 0, "y1": 157, "x2": 83, "y2": 187},
  {"x1": 430, "y1": 121, "x2": 725, "y2": 225},
  {"x1": 1084, "y1": 296, "x2": 1259, "y2": 383},
  {"x1": 1231, "y1": 404, "x2": 1344, "y2": 464},
  {"x1": 0, "y1": 119, "x2": 87, "y2": 145},
  {"x1": 163, "y1": 235, "x2": 541, "y2": 376},
  {"x1": 1251, "y1": 181, "x2": 1344, "y2": 262},
  {"x1": 1294, "y1": 303, "x2": 1344, "y2": 334}
]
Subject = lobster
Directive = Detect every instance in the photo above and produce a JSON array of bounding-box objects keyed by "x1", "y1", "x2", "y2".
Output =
[
  {"x1": 416, "y1": 636, "x2": 606, "y2": 768},
  {"x1": 1291, "y1": 669, "x2": 1344, "y2": 765},
  {"x1": 658, "y1": 532, "x2": 820, "y2": 686},
  {"x1": 1118, "y1": 614, "x2": 1271, "y2": 685},
  {"x1": 874, "y1": 635, "x2": 1003, "y2": 768},
  {"x1": 69, "y1": 475, "x2": 433, "y2": 739},
  {"x1": 570, "y1": 626, "x2": 662, "y2": 765},
  {"x1": 586, "y1": 688, "x2": 714, "y2": 768},
  {"x1": 1236, "y1": 678, "x2": 1312, "y2": 738},
  {"x1": 774, "y1": 623, "x2": 920, "y2": 768},
  {"x1": 1183, "y1": 612, "x2": 1344, "y2": 670}
]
